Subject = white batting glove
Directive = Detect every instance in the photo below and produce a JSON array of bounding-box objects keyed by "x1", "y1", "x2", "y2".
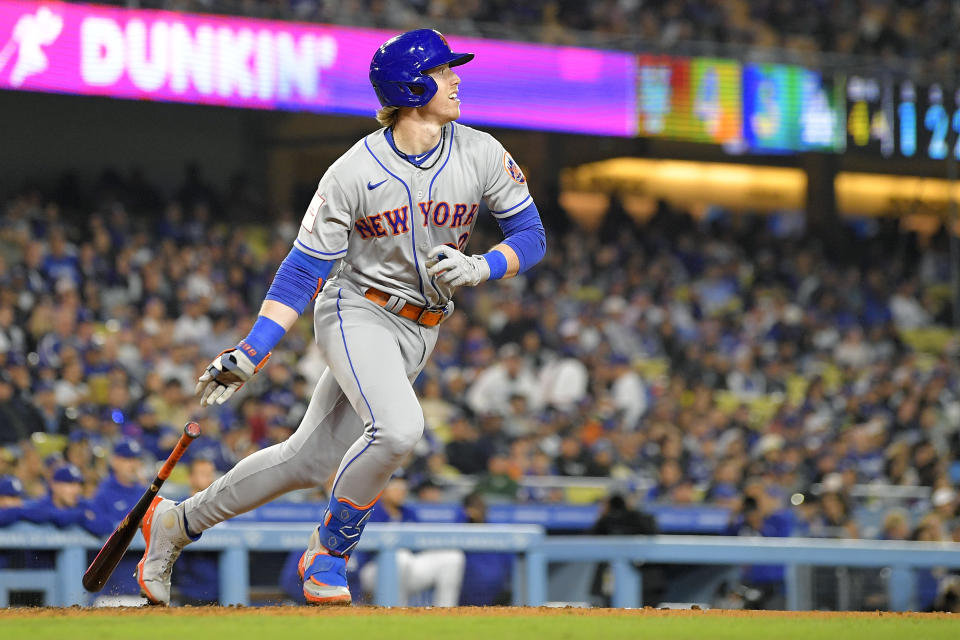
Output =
[
  {"x1": 195, "y1": 347, "x2": 270, "y2": 407},
  {"x1": 425, "y1": 245, "x2": 491, "y2": 288}
]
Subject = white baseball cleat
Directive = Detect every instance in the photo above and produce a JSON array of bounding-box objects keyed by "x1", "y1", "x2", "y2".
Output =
[{"x1": 136, "y1": 496, "x2": 197, "y2": 605}]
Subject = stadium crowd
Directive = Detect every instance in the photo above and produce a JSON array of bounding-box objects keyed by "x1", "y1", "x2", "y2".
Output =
[
  {"x1": 92, "y1": 0, "x2": 960, "y2": 76},
  {"x1": 0, "y1": 166, "x2": 957, "y2": 554}
]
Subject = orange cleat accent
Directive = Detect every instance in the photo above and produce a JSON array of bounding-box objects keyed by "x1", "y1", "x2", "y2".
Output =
[{"x1": 136, "y1": 495, "x2": 164, "y2": 604}]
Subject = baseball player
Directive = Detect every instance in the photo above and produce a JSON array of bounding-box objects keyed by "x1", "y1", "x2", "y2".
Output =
[{"x1": 137, "y1": 28, "x2": 546, "y2": 606}]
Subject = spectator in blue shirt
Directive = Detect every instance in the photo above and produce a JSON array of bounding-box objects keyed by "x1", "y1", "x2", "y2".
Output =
[
  {"x1": 132, "y1": 404, "x2": 177, "y2": 461},
  {"x1": 20, "y1": 464, "x2": 112, "y2": 536},
  {"x1": 733, "y1": 488, "x2": 794, "y2": 609},
  {"x1": 459, "y1": 491, "x2": 514, "y2": 606},
  {"x1": 92, "y1": 439, "x2": 146, "y2": 524},
  {"x1": 90, "y1": 438, "x2": 146, "y2": 597},
  {"x1": 0, "y1": 475, "x2": 25, "y2": 527},
  {"x1": 0, "y1": 476, "x2": 31, "y2": 572}
]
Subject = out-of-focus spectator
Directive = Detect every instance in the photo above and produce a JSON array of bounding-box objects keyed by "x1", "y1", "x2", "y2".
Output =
[
  {"x1": 31, "y1": 381, "x2": 69, "y2": 435},
  {"x1": 466, "y1": 343, "x2": 539, "y2": 416},
  {"x1": 20, "y1": 464, "x2": 111, "y2": 535},
  {"x1": 647, "y1": 458, "x2": 684, "y2": 502},
  {"x1": 473, "y1": 451, "x2": 520, "y2": 501},
  {"x1": 590, "y1": 493, "x2": 661, "y2": 606},
  {"x1": 881, "y1": 508, "x2": 912, "y2": 541},
  {"x1": 0, "y1": 305, "x2": 27, "y2": 355},
  {"x1": 932, "y1": 487, "x2": 959, "y2": 522},
  {"x1": 593, "y1": 493, "x2": 657, "y2": 536},
  {"x1": 554, "y1": 436, "x2": 591, "y2": 478},
  {"x1": 0, "y1": 375, "x2": 32, "y2": 445},
  {"x1": 90, "y1": 438, "x2": 146, "y2": 596},
  {"x1": 538, "y1": 320, "x2": 589, "y2": 411},
  {"x1": 912, "y1": 512, "x2": 951, "y2": 610},
  {"x1": 815, "y1": 490, "x2": 860, "y2": 539},
  {"x1": 733, "y1": 487, "x2": 794, "y2": 610},
  {"x1": 458, "y1": 491, "x2": 513, "y2": 605},
  {"x1": 607, "y1": 353, "x2": 647, "y2": 430},
  {"x1": 0, "y1": 476, "x2": 25, "y2": 526},
  {"x1": 445, "y1": 415, "x2": 489, "y2": 475}
]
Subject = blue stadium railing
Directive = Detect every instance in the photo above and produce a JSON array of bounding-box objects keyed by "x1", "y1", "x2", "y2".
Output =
[{"x1": 2, "y1": 522, "x2": 960, "y2": 610}]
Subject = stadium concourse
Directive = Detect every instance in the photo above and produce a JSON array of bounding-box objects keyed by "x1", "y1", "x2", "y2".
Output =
[{"x1": 0, "y1": 167, "x2": 959, "y2": 606}]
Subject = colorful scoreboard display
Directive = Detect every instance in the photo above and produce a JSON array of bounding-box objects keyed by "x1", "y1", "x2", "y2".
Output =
[
  {"x1": 637, "y1": 55, "x2": 743, "y2": 145},
  {"x1": 846, "y1": 75, "x2": 960, "y2": 160},
  {"x1": 742, "y1": 64, "x2": 844, "y2": 153},
  {"x1": 915, "y1": 83, "x2": 960, "y2": 160},
  {"x1": 639, "y1": 55, "x2": 843, "y2": 153},
  {"x1": 845, "y1": 74, "x2": 895, "y2": 156}
]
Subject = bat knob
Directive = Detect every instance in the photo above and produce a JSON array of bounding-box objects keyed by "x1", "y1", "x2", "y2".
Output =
[{"x1": 184, "y1": 422, "x2": 201, "y2": 438}]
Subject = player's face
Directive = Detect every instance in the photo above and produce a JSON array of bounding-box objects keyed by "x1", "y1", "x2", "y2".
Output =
[
  {"x1": 189, "y1": 460, "x2": 216, "y2": 494},
  {"x1": 421, "y1": 64, "x2": 461, "y2": 123},
  {"x1": 111, "y1": 456, "x2": 142, "y2": 485},
  {"x1": 0, "y1": 496, "x2": 23, "y2": 508},
  {"x1": 52, "y1": 480, "x2": 82, "y2": 508}
]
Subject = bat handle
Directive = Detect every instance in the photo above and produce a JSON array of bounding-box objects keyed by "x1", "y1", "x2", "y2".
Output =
[{"x1": 156, "y1": 422, "x2": 201, "y2": 482}]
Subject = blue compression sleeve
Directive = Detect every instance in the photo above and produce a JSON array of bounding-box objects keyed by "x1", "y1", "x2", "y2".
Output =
[
  {"x1": 495, "y1": 201, "x2": 546, "y2": 274},
  {"x1": 265, "y1": 247, "x2": 335, "y2": 314}
]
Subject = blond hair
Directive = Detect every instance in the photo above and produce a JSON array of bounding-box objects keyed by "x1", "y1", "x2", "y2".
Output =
[{"x1": 376, "y1": 106, "x2": 400, "y2": 128}]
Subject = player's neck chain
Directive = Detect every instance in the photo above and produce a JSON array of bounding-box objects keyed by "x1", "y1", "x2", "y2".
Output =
[{"x1": 391, "y1": 126, "x2": 446, "y2": 171}]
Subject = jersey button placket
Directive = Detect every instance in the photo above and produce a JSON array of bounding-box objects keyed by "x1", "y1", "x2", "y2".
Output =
[{"x1": 414, "y1": 175, "x2": 431, "y2": 252}]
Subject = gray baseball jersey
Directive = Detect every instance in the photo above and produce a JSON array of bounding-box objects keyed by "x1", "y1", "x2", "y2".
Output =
[{"x1": 295, "y1": 121, "x2": 531, "y2": 306}]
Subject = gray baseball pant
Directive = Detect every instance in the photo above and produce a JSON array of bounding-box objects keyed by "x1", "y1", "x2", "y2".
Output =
[{"x1": 181, "y1": 280, "x2": 438, "y2": 532}]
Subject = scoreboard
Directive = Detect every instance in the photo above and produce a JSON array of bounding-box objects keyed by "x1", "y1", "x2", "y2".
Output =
[
  {"x1": 635, "y1": 53, "x2": 957, "y2": 159},
  {"x1": 636, "y1": 54, "x2": 843, "y2": 154},
  {"x1": 637, "y1": 55, "x2": 742, "y2": 145},
  {"x1": 742, "y1": 64, "x2": 843, "y2": 153},
  {"x1": 846, "y1": 75, "x2": 960, "y2": 160}
]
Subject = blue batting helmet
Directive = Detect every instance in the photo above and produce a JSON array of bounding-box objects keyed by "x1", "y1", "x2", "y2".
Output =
[{"x1": 369, "y1": 29, "x2": 474, "y2": 108}]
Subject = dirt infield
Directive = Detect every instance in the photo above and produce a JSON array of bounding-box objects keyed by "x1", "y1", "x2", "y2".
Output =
[{"x1": 0, "y1": 606, "x2": 954, "y2": 620}]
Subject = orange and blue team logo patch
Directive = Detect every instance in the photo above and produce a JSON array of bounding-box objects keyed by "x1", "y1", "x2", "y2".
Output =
[{"x1": 503, "y1": 152, "x2": 525, "y2": 184}]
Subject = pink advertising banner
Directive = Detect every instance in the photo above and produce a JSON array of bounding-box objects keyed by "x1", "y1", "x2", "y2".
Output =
[{"x1": 0, "y1": 1, "x2": 637, "y2": 136}]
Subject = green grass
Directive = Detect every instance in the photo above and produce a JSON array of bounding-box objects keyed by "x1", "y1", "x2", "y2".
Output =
[{"x1": 2, "y1": 610, "x2": 957, "y2": 640}]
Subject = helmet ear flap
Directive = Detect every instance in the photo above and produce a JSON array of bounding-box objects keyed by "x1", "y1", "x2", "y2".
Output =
[{"x1": 411, "y1": 74, "x2": 438, "y2": 106}]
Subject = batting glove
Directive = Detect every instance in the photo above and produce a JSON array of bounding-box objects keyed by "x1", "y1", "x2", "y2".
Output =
[
  {"x1": 425, "y1": 245, "x2": 491, "y2": 288},
  {"x1": 195, "y1": 347, "x2": 271, "y2": 407}
]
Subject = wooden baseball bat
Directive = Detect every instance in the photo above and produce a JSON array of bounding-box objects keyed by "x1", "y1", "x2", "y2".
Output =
[{"x1": 82, "y1": 421, "x2": 201, "y2": 593}]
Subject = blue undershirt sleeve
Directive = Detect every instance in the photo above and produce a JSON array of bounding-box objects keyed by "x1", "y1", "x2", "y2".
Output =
[{"x1": 494, "y1": 200, "x2": 546, "y2": 274}]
